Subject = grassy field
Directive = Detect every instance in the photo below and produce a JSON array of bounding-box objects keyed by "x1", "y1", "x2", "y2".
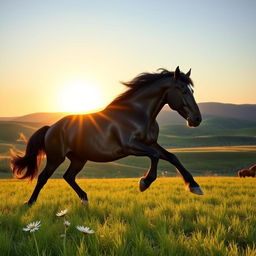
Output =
[{"x1": 0, "y1": 177, "x2": 256, "y2": 255}]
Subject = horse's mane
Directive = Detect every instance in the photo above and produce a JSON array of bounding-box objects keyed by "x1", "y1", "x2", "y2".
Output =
[
  {"x1": 122, "y1": 68, "x2": 172, "y2": 88},
  {"x1": 110, "y1": 68, "x2": 193, "y2": 105}
]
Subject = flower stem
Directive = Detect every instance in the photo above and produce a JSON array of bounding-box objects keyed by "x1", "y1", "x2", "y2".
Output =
[
  {"x1": 78, "y1": 236, "x2": 85, "y2": 256},
  {"x1": 63, "y1": 227, "x2": 67, "y2": 256},
  {"x1": 33, "y1": 232, "x2": 40, "y2": 256}
]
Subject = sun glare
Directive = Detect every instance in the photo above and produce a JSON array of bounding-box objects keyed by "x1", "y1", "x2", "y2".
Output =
[{"x1": 59, "y1": 80, "x2": 103, "y2": 113}]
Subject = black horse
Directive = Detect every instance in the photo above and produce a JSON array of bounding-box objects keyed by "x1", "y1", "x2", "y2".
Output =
[{"x1": 12, "y1": 66, "x2": 203, "y2": 206}]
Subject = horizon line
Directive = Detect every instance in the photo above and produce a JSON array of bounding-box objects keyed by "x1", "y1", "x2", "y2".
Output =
[{"x1": 0, "y1": 101, "x2": 256, "y2": 118}]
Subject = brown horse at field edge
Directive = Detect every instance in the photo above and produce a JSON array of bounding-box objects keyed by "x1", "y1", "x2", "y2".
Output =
[{"x1": 238, "y1": 164, "x2": 256, "y2": 177}]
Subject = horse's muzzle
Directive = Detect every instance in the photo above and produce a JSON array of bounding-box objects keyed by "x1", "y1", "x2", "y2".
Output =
[{"x1": 187, "y1": 115, "x2": 202, "y2": 127}]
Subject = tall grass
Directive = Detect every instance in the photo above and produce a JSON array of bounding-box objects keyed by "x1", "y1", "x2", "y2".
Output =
[{"x1": 0, "y1": 177, "x2": 255, "y2": 255}]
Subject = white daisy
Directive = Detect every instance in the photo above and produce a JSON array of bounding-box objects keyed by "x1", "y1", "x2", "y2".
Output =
[
  {"x1": 64, "y1": 220, "x2": 71, "y2": 227},
  {"x1": 76, "y1": 225, "x2": 95, "y2": 234},
  {"x1": 23, "y1": 221, "x2": 41, "y2": 232},
  {"x1": 56, "y1": 209, "x2": 68, "y2": 217}
]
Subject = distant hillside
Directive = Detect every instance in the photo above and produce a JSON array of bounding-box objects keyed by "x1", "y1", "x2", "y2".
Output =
[
  {"x1": 199, "y1": 102, "x2": 256, "y2": 120},
  {"x1": 158, "y1": 116, "x2": 256, "y2": 147},
  {"x1": 0, "y1": 116, "x2": 256, "y2": 177},
  {"x1": 1, "y1": 116, "x2": 255, "y2": 150},
  {"x1": 13, "y1": 112, "x2": 68, "y2": 124},
  {"x1": 0, "y1": 122, "x2": 42, "y2": 143},
  {"x1": 0, "y1": 102, "x2": 255, "y2": 125},
  {"x1": 0, "y1": 102, "x2": 255, "y2": 152},
  {"x1": 161, "y1": 117, "x2": 256, "y2": 136},
  {"x1": 157, "y1": 102, "x2": 256, "y2": 125},
  {"x1": 0, "y1": 117, "x2": 17, "y2": 121}
]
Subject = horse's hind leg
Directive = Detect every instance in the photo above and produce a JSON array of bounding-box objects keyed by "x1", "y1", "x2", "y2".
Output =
[
  {"x1": 139, "y1": 158, "x2": 159, "y2": 192},
  {"x1": 26, "y1": 157, "x2": 65, "y2": 206},
  {"x1": 63, "y1": 156, "x2": 88, "y2": 205}
]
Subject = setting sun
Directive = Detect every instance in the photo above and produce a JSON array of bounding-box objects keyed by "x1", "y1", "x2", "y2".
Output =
[{"x1": 59, "y1": 80, "x2": 103, "y2": 113}]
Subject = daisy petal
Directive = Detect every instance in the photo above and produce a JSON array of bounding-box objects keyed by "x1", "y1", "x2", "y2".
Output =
[
  {"x1": 23, "y1": 220, "x2": 41, "y2": 232},
  {"x1": 76, "y1": 225, "x2": 95, "y2": 234},
  {"x1": 56, "y1": 209, "x2": 68, "y2": 217}
]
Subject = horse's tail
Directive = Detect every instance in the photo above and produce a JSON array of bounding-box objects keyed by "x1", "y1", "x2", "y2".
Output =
[{"x1": 11, "y1": 126, "x2": 50, "y2": 180}]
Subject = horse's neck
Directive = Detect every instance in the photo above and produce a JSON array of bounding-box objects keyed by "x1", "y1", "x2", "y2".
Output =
[{"x1": 126, "y1": 81, "x2": 169, "y2": 121}]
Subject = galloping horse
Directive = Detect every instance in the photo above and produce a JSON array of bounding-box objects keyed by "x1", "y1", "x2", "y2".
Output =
[{"x1": 11, "y1": 67, "x2": 203, "y2": 206}]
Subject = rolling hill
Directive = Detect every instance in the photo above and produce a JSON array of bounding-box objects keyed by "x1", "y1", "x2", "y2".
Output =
[
  {"x1": 0, "y1": 102, "x2": 255, "y2": 125},
  {"x1": 0, "y1": 102, "x2": 255, "y2": 177},
  {"x1": 157, "y1": 102, "x2": 256, "y2": 125},
  {"x1": 158, "y1": 116, "x2": 256, "y2": 147},
  {"x1": 0, "y1": 116, "x2": 255, "y2": 149},
  {"x1": 6, "y1": 112, "x2": 68, "y2": 124}
]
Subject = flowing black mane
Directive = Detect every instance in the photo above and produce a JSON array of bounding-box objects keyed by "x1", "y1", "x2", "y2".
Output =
[
  {"x1": 122, "y1": 68, "x2": 172, "y2": 88},
  {"x1": 110, "y1": 68, "x2": 193, "y2": 105}
]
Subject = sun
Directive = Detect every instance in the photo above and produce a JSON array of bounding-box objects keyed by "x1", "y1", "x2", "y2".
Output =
[{"x1": 59, "y1": 80, "x2": 103, "y2": 113}]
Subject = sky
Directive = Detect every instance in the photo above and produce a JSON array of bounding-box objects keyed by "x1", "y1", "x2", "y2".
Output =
[{"x1": 0, "y1": 0, "x2": 256, "y2": 116}]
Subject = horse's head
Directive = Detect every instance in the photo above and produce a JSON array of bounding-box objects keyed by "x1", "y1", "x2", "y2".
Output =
[{"x1": 166, "y1": 66, "x2": 202, "y2": 127}]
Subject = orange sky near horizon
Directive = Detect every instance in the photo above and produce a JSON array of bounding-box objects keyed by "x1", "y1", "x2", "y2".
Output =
[{"x1": 0, "y1": 1, "x2": 255, "y2": 117}]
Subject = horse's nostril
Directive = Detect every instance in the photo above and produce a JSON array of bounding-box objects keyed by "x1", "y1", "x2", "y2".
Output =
[{"x1": 196, "y1": 116, "x2": 202, "y2": 122}]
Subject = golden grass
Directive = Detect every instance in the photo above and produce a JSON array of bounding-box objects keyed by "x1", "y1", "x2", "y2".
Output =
[{"x1": 0, "y1": 177, "x2": 256, "y2": 255}]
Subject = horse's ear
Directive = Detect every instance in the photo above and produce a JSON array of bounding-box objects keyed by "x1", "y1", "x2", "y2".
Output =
[
  {"x1": 186, "y1": 68, "x2": 191, "y2": 77},
  {"x1": 174, "y1": 66, "x2": 180, "y2": 79}
]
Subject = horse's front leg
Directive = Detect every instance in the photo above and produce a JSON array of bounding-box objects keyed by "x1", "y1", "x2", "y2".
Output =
[
  {"x1": 153, "y1": 143, "x2": 204, "y2": 195},
  {"x1": 126, "y1": 141, "x2": 160, "y2": 191}
]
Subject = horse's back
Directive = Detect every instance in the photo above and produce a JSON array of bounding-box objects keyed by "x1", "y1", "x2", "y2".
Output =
[{"x1": 249, "y1": 164, "x2": 256, "y2": 171}]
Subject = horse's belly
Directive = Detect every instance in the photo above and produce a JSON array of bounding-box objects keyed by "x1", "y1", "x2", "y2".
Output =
[{"x1": 70, "y1": 138, "x2": 127, "y2": 162}]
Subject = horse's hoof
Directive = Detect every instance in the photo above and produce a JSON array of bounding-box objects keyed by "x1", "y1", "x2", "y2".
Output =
[
  {"x1": 139, "y1": 178, "x2": 149, "y2": 192},
  {"x1": 81, "y1": 199, "x2": 89, "y2": 206},
  {"x1": 186, "y1": 186, "x2": 204, "y2": 195},
  {"x1": 23, "y1": 201, "x2": 33, "y2": 207}
]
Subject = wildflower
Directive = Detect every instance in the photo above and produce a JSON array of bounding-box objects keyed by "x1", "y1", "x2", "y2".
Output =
[
  {"x1": 76, "y1": 225, "x2": 95, "y2": 234},
  {"x1": 64, "y1": 220, "x2": 71, "y2": 227},
  {"x1": 56, "y1": 209, "x2": 68, "y2": 217},
  {"x1": 23, "y1": 221, "x2": 41, "y2": 256},
  {"x1": 23, "y1": 221, "x2": 41, "y2": 232}
]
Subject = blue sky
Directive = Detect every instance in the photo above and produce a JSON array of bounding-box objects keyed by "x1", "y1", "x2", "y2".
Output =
[{"x1": 0, "y1": 0, "x2": 255, "y2": 115}]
